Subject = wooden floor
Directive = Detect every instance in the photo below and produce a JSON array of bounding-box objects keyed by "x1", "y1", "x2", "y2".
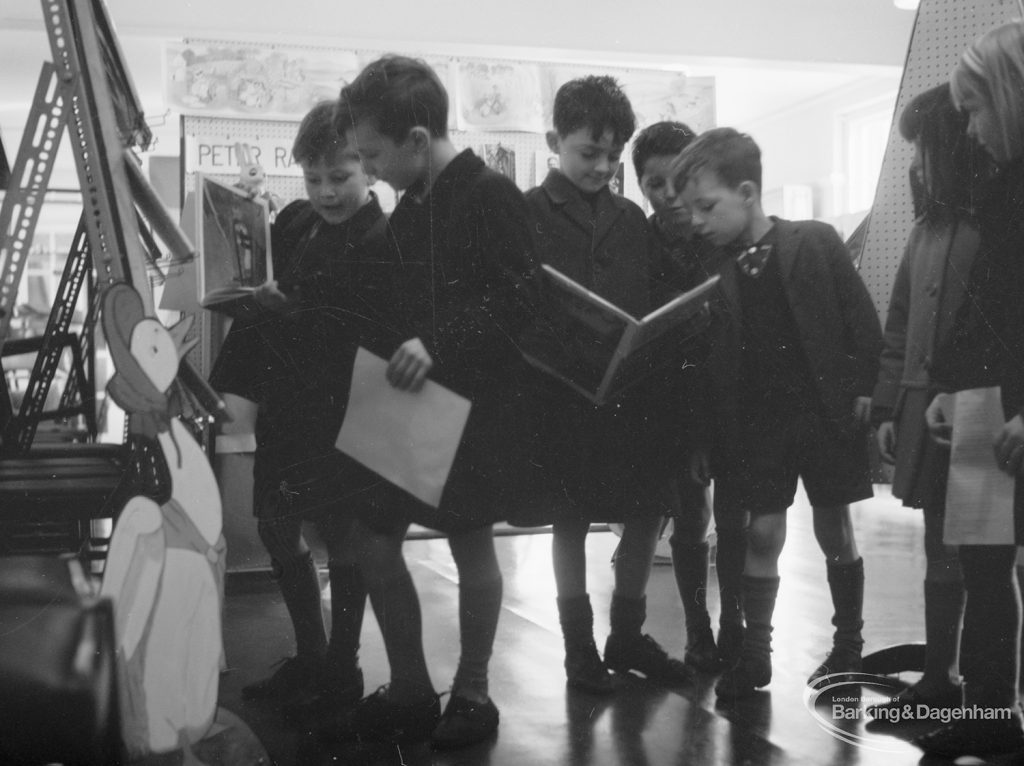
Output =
[{"x1": 218, "y1": 484, "x2": 970, "y2": 766}]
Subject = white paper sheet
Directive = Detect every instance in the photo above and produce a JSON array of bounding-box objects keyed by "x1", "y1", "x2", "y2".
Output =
[
  {"x1": 335, "y1": 348, "x2": 471, "y2": 508},
  {"x1": 943, "y1": 386, "x2": 1017, "y2": 545}
]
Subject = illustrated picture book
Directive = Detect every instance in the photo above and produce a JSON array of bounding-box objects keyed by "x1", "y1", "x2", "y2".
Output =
[
  {"x1": 195, "y1": 174, "x2": 272, "y2": 315},
  {"x1": 524, "y1": 265, "x2": 720, "y2": 405}
]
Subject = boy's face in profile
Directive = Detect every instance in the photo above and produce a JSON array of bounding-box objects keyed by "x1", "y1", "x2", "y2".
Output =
[
  {"x1": 680, "y1": 168, "x2": 755, "y2": 248},
  {"x1": 346, "y1": 122, "x2": 425, "y2": 192},
  {"x1": 640, "y1": 154, "x2": 691, "y2": 233},
  {"x1": 547, "y1": 127, "x2": 623, "y2": 195},
  {"x1": 302, "y1": 149, "x2": 370, "y2": 225}
]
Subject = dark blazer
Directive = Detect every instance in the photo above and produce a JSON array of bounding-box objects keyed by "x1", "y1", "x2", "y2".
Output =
[
  {"x1": 383, "y1": 149, "x2": 540, "y2": 529},
  {"x1": 515, "y1": 170, "x2": 684, "y2": 522},
  {"x1": 702, "y1": 218, "x2": 883, "y2": 461}
]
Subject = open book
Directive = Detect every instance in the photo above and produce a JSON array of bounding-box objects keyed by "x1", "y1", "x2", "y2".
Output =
[
  {"x1": 195, "y1": 174, "x2": 272, "y2": 315},
  {"x1": 523, "y1": 264, "x2": 719, "y2": 405}
]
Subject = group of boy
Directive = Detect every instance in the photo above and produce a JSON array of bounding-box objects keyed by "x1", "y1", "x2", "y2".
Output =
[{"x1": 215, "y1": 53, "x2": 883, "y2": 751}]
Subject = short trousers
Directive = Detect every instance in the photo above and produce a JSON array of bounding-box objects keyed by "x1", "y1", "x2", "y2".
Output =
[{"x1": 714, "y1": 408, "x2": 873, "y2": 515}]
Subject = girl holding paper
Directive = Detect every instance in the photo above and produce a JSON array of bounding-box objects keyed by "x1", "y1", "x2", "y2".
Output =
[
  {"x1": 916, "y1": 21, "x2": 1024, "y2": 759},
  {"x1": 867, "y1": 84, "x2": 985, "y2": 721}
]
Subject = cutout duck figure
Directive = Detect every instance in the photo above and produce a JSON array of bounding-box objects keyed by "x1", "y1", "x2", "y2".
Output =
[{"x1": 99, "y1": 283, "x2": 226, "y2": 764}]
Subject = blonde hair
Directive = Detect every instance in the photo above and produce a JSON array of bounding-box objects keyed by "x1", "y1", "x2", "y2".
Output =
[{"x1": 951, "y1": 20, "x2": 1024, "y2": 161}]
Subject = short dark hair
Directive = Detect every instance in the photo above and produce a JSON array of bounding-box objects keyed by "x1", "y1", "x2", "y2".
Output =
[
  {"x1": 672, "y1": 127, "x2": 762, "y2": 192},
  {"x1": 552, "y1": 75, "x2": 636, "y2": 145},
  {"x1": 631, "y1": 121, "x2": 696, "y2": 182},
  {"x1": 292, "y1": 100, "x2": 350, "y2": 165},
  {"x1": 337, "y1": 55, "x2": 449, "y2": 142},
  {"x1": 899, "y1": 83, "x2": 983, "y2": 221}
]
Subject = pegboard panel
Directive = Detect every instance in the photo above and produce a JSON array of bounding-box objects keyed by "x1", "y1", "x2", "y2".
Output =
[{"x1": 860, "y1": 0, "x2": 1021, "y2": 321}]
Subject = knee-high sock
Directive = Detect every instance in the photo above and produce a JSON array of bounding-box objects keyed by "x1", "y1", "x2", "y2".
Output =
[
  {"x1": 275, "y1": 551, "x2": 327, "y2": 660},
  {"x1": 670, "y1": 539, "x2": 713, "y2": 639},
  {"x1": 453, "y1": 577, "x2": 503, "y2": 700},
  {"x1": 366, "y1": 568, "x2": 434, "y2": 698},
  {"x1": 959, "y1": 545, "x2": 1020, "y2": 709},
  {"x1": 327, "y1": 563, "x2": 366, "y2": 677},
  {"x1": 716, "y1": 528, "x2": 747, "y2": 627}
]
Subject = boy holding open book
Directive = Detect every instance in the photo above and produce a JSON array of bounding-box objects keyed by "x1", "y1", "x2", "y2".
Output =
[
  {"x1": 208, "y1": 100, "x2": 398, "y2": 718},
  {"x1": 517, "y1": 75, "x2": 696, "y2": 693}
]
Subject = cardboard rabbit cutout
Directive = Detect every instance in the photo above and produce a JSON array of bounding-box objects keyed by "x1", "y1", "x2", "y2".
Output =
[
  {"x1": 234, "y1": 142, "x2": 279, "y2": 217},
  {"x1": 100, "y1": 283, "x2": 226, "y2": 763}
]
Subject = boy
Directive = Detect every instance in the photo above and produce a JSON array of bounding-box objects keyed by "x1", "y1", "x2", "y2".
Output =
[
  {"x1": 327, "y1": 55, "x2": 538, "y2": 748},
  {"x1": 632, "y1": 120, "x2": 743, "y2": 672},
  {"x1": 520, "y1": 76, "x2": 689, "y2": 693},
  {"x1": 209, "y1": 101, "x2": 397, "y2": 717},
  {"x1": 672, "y1": 127, "x2": 882, "y2": 698}
]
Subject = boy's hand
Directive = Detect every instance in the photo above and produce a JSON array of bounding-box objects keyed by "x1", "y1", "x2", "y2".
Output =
[
  {"x1": 688, "y1": 449, "x2": 711, "y2": 486},
  {"x1": 852, "y1": 396, "x2": 872, "y2": 427},
  {"x1": 994, "y1": 414, "x2": 1024, "y2": 476},
  {"x1": 387, "y1": 338, "x2": 433, "y2": 392},
  {"x1": 876, "y1": 420, "x2": 897, "y2": 464},
  {"x1": 925, "y1": 394, "x2": 952, "y2": 448},
  {"x1": 253, "y1": 280, "x2": 294, "y2": 311}
]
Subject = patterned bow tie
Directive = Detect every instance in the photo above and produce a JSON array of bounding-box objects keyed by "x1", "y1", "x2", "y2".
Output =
[{"x1": 736, "y1": 243, "x2": 773, "y2": 278}]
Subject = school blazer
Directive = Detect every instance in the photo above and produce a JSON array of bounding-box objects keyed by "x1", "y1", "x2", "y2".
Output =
[
  {"x1": 702, "y1": 218, "x2": 883, "y2": 451},
  {"x1": 525, "y1": 169, "x2": 656, "y2": 317}
]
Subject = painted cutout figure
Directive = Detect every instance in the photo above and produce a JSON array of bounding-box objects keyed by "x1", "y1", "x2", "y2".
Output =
[{"x1": 99, "y1": 283, "x2": 226, "y2": 763}]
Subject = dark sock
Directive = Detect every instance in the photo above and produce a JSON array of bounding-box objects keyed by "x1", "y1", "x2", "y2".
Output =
[
  {"x1": 452, "y1": 577, "x2": 503, "y2": 701},
  {"x1": 366, "y1": 568, "x2": 434, "y2": 700},
  {"x1": 609, "y1": 592, "x2": 646, "y2": 638},
  {"x1": 826, "y1": 558, "x2": 864, "y2": 655},
  {"x1": 275, "y1": 551, "x2": 327, "y2": 660},
  {"x1": 326, "y1": 563, "x2": 366, "y2": 678},
  {"x1": 741, "y1": 575, "x2": 780, "y2": 665},
  {"x1": 923, "y1": 579, "x2": 965, "y2": 688},
  {"x1": 959, "y1": 546, "x2": 1020, "y2": 708},
  {"x1": 716, "y1": 528, "x2": 747, "y2": 628},
  {"x1": 670, "y1": 539, "x2": 713, "y2": 639},
  {"x1": 557, "y1": 593, "x2": 599, "y2": 650}
]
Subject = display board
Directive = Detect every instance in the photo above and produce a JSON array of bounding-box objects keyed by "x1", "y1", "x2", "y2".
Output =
[{"x1": 859, "y1": 0, "x2": 1021, "y2": 320}]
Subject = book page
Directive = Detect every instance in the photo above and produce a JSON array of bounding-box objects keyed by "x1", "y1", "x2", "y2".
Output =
[
  {"x1": 522, "y1": 264, "x2": 636, "y2": 401},
  {"x1": 197, "y1": 175, "x2": 271, "y2": 306},
  {"x1": 599, "y1": 274, "x2": 720, "y2": 401},
  {"x1": 335, "y1": 348, "x2": 472, "y2": 508},
  {"x1": 943, "y1": 386, "x2": 1016, "y2": 545}
]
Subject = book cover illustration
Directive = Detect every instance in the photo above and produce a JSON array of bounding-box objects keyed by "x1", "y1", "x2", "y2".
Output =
[
  {"x1": 196, "y1": 174, "x2": 272, "y2": 314},
  {"x1": 524, "y1": 265, "x2": 719, "y2": 405}
]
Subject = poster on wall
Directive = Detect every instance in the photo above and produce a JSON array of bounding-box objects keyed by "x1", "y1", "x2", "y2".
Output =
[
  {"x1": 455, "y1": 61, "x2": 545, "y2": 132},
  {"x1": 481, "y1": 144, "x2": 517, "y2": 183},
  {"x1": 617, "y1": 71, "x2": 716, "y2": 133},
  {"x1": 165, "y1": 42, "x2": 361, "y2": 118}
]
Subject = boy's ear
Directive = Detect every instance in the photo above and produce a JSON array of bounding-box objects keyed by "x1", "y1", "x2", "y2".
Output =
[
  {"x1": 406, "y1": 126, "x2": 431, "y2": 154},
  {"x1": 545, "y1": 131, "x2": 560, "y2": 154},
  {"x1": 739, "y1": 180, "x2": 761, "y2": 205}
]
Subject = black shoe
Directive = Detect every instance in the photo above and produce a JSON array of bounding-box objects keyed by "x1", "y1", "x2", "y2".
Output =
[
  {"x1": 807, "y1": 647, "x2": 862, "y2": 686},
  {"x1": 716, "y1": 623, "x2": 745, "y2": 667},
  {"x1": 684, "y1": 626, "x2": 721, "y2": 673},
  {"x1": 604, "y1": 633, "x2": 690, "y2": 685},
  {"x1": 914, "y1": 717, "x2": 1024, "y2": 757},
  {"x1": 242, "y1": 656, "x2": 320, "y2": 701},
  {"x1": 282, "y1": 667, "x2": 364, "y2": 723},
  {"x1": 865, "y1": 682, "x2": 962, "y2": 723},
  {"x1": 431, "y1": 694, "x2": 499, "y2": 750},
  {"x1": 565, "y1": 642, "x2": 615, "y2": 694},
  {"x1": 319, "y1": 684, "x2": 441, "y2": 744},
  {"x1": 715, "y1": 655, "x2": 771, "y2": 699}
]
